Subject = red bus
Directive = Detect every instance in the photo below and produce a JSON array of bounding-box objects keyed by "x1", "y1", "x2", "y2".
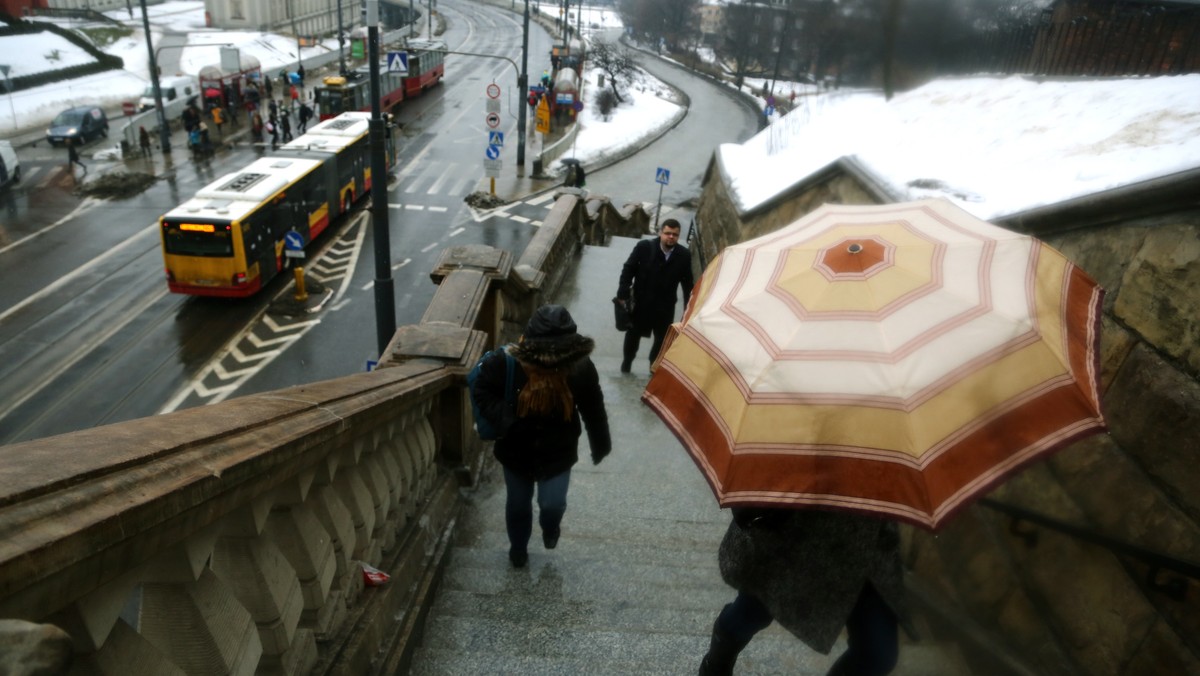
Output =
[{"x1": 313, "y1": 43, "x2": 445, "y2": 121}]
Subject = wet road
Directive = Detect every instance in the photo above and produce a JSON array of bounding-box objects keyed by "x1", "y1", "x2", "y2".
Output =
[{"x1": 0, "y1": 0, "x2": 760, "y2": 445}]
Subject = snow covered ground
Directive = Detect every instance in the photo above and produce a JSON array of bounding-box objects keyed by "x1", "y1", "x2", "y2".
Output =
[{"x1": 2, "y1": 1, "x2": 1196, "y2": 225}]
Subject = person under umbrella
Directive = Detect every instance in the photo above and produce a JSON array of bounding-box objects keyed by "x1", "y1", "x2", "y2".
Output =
[
  {"x1": 699, "y1": 508, "x2": 909, "y2": 675},
  {"x1": 470, "y1": 305, "x2": 611, "y2": 568}
]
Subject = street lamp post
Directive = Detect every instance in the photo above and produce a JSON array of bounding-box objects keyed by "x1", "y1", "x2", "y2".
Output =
[
  {"x1": 139, "y1": 0, "x2": 170, "y2": 153},
  {"x1": 337, "y1": 0, "x2": 347, "y2": 74},
  {"x1": 366, "y1": 0, "x2": 396, "y2": 356},
  {"x1": 517, "y1": 0, "x2": 529, "y2": 171}
]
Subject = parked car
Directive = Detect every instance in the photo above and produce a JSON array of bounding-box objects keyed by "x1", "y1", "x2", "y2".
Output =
[
  {"x1": 0, "y1": 140, "x2": 19, "y2": 189},
  {"x1": 45, "y1": 105, "x2": 109, "y2": 146}
]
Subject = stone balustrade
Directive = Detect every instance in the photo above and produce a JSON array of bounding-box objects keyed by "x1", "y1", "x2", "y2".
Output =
[{"x1": 0, "y1": 192, "x2": 610, "y2": 675}]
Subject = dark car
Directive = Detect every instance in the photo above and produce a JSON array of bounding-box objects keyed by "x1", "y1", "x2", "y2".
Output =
[{"x1": 46, "y1": 105, "x2": 109, "y2": 147}]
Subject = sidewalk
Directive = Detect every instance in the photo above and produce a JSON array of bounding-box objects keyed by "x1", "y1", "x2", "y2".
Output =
[{"x1": 408, "y1": 239, "x2": 970, "y2": 675}]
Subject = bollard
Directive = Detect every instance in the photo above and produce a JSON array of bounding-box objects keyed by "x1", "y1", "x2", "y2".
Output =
[{"x1": 293, "y1": 267, "x2": 308, "y2": 301}]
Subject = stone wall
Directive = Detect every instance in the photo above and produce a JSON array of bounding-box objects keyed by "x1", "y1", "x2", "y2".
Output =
[{"x1": 694, "y1": 158, "x2": 1200, "y2": 675}]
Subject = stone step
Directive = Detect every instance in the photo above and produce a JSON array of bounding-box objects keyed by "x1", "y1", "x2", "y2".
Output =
[{"x1": 411, "y1": 615, "x2": 968, "y2": 675}]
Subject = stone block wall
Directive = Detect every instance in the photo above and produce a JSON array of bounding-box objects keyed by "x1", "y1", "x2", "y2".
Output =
[{"x1": 694, "y1": 159, "x2": 1200, "y2": 674}]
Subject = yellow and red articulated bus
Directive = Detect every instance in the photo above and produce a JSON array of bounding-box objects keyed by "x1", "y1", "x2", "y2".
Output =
[{"x1": 159, "y1": 112, "x2": 393, "y2": 297}]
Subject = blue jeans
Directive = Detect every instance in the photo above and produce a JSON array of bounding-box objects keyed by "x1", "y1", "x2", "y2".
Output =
[
  {"x1": 717, "y1": 584, "x2": 898, "y2": 676},
  {"x1": 503, "y1": 467, "x2": 571, "y2": 554}
]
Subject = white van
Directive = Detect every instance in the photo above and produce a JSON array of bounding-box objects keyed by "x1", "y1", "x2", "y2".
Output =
[
  {"x1": 0, "y1": 140, "x2": 19, "y2": 190},
  {"x1": 139, "y1": 75, "x2": 199, "y2": 111}
]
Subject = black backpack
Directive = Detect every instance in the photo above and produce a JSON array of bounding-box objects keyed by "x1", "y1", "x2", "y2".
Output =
[{"x1": 466, "y1": 346, "x2": 516, "y2": 440}]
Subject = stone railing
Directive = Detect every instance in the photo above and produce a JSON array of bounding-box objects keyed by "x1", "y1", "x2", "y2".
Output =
[{"x1": 0, "y1": 192, "x2": 603, "y2": 675}]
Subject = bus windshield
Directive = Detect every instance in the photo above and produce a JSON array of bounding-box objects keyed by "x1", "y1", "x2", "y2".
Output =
[
  {"x1": 162, "y1": 220, "x2": 234, "y2": 257},
  {"x1": 317, "y1": 90, "x2": 344, "y2": 115}
]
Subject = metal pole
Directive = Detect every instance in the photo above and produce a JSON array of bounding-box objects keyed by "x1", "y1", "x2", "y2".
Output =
[
  {"x1": 409, "y1": 0, "x2": 415, "y2": 38},
  {"x1": 337, "y1": 0, "x2": 347, "y2": 74},
  {"x1": 517, "y1": 0, "x2": 529, "y2": 171},
  {"x1": 653, "y1": 182, "x2": 664, "y2": 231},
  {"x1": 139, "y1": 0, "x2": 170, "y2": 153},
  {"x1": 367, "y1": 0, "x2": 396, "y2": 356}
]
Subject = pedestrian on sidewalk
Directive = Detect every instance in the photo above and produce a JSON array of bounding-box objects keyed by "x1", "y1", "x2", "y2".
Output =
[
  {"x1": 66, "y1": 137, "x2": 86, "y2": 178},
  {"x1": 698, "y1": 508, "x2": 910, "y2": 676},
  {"x1": 298, "y1": 101, "x2": 313, "y2": 134},
  {"x1": 138, "y1": 126, "x2": 152, "y2": 157},
  {"x1": 297, "y1": 63, "x2": 305, "y2": 89},
  {"x1": 268, "y1": 98, "x2": 278, "y2": 120},
  {"x1": 470, "y1": 304, "x2": 611, "y2": 569},
  {"x1": 615, "y1": 218, "x2": 693, "y2": 374},
  {"x1": 266, "y1": 115, "x2": 279, "y2": 151},
  {"x1": 210, "y1": 105, "x2": 225, "y2": 139},
  {"x1": 264, "y1": 75, "x2": 273, "y2": 100},
  {"x1": 279, "y1": 110, "x2": 292, "y2": 143},
  {"x1": 290, "y1": 84, "x2": 300, "y2": 109},
  {"x1": 251, "y1": 111, "x2": 264, "y2": 144}
]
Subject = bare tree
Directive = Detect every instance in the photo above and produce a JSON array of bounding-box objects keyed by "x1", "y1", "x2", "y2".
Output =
[
  {"x1": 589, "y1": 39, "x2": 639, "y2": 104},
  {"x1": 720, "y1": 0, "x2": 772, "y2": 89}
]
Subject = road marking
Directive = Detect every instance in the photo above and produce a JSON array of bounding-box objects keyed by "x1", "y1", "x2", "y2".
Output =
[
  {"x1": 426, "y1": 162, "x2": 457, "y2": 195},
  {"x1": 0, "y1": 219, "x2": 155, "y2": 323},
  {"x1": 405, "y1": 204, "x2": 424, "y2": 210},
  {"x1": 510, "y1": 214, "x2": 530, "y2": 224},
  {"x1": 428, "y1": 205, "x2": 448, "y2": 212},
  {"x1": 0, "y1": 284, "x2": 169, "y2": 430},
  {"x1": 526, "y1": 193, "x2": 555, "y2": 206},
  {"x1": 420, "y1": 241, "x2": 438, "y2": 253},
  {"x1": 391, "y1": 257, "x2": 411, "y2": 270},
  {"x1": 448, "y1": 227, "x2": 465, "y2": 237},
  {"x1": 0, "y1": 196, "x2": 102, "y2": 256}
]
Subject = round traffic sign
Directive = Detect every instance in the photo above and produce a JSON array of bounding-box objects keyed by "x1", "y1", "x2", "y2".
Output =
[
  {"x1": 486, "y1": 112, "x2": 501, "y2": 128},
  {"x1": 486, "y1": 83, "x2": 500, "y2": 99}
]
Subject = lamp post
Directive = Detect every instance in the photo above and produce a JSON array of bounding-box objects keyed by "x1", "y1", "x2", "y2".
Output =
[
  {"x1": 366, "y1": 0, "x2": 396, "y2": 356},
  {"x1": 337, "y1": 0, "x2": 347, "y2": 74},
  {"x1": 139, "y1": 0, "x2": 170, "y2": 153},
  {"x1": 517, "y1": 0, "x2": 529, "y2": 171}
]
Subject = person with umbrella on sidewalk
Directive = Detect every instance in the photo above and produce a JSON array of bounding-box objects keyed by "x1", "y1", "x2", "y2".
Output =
[
  {"x1": 640, "y1": 199, "x2": 1108, "y2": 674},
  {"x1": 699, "y1": 509, "x2": 909, "y2": 675},
  {"x1": 470, "y1": 304, "x2": 611, "y2": 569}
]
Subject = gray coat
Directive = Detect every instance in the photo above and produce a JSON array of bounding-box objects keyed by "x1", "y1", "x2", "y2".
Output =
[{"x1": 717, "y1": 507, "x2": 910, "y2": 654}]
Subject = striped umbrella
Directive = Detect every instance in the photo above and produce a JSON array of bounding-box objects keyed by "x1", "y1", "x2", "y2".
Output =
[{"x1": 642, "y1": 199, "x2": 1106, "y2": 530}]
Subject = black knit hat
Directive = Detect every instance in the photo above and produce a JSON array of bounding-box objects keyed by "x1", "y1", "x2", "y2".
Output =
[{"x1": 524, "y1": 304, "x2": 578, "y2": 340}]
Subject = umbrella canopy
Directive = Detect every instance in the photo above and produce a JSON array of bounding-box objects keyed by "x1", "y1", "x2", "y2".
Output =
[{"x1": 642, "y1": 199, "x2": 1106, "y2": 530}]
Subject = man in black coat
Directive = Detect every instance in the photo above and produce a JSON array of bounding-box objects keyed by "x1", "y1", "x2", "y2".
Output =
[{"x1": 616, "y1": 219, "x2": 694, "y2": 373}]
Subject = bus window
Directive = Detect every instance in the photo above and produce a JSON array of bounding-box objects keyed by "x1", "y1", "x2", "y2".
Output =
[
  {"x1": 318, "y1": 89, "x2": 344, "y2": 115},
  {"x1": 162, "y1": 221, "x2": 234, "y2": 257}
]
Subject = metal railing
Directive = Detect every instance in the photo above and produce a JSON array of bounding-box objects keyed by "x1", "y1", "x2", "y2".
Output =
[{"x1": 980, "y1": 498, "x2": 1200, "y2": 601}]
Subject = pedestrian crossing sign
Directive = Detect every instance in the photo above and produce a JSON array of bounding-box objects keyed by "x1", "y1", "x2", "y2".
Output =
[
  {"x1": 656, "y1": 168, "x2": 670, "y2": 185},
  {"x1": 387, "y1": 51, "x2": 409, "y2": 74},
  {"x1": 489, "y1": 131, "x2": 504, "y2": 147}
]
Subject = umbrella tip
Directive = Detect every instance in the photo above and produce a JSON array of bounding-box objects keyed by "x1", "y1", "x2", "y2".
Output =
[{"x1": 848, "y1": 243, "x2": 863, "y2": 254}]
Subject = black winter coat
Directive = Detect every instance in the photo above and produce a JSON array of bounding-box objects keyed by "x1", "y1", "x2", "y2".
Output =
[
  {"x1": 718, "y1": 507, "x2": 911, "y2": 655},
  {"x1": 617, "y1": 239, "x2": 694, "y2": 335},
  {"x1": 473, "y1": 335, "x2": 611, "y2": 480}
]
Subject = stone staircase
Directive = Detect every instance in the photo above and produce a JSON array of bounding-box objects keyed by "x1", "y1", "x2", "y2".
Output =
[{"x1": 408, "y1": 240, "x2": 976, "y2": 675}]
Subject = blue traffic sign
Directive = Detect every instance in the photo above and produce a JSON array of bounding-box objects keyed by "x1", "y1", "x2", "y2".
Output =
[
  {"x1": 485, "y1": 145, "x2": 501, "y2": 160},
  {"x1": 488, "y1": 131, "x2": 505, "y2": 147},
  {"x1": 387, "y1": 51, "x2": 409, "y2": 74},
  {"x1": 284, "y1": 231, "x2": 304, "y2": 250},
  {"x1": 656, "y1": 168, "x2": 670, "y2": 185}
]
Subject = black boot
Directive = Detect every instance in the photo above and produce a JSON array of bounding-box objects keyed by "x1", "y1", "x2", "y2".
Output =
[{"x1": 698, "y1": 621, "x2": 750, "y2": 676}]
